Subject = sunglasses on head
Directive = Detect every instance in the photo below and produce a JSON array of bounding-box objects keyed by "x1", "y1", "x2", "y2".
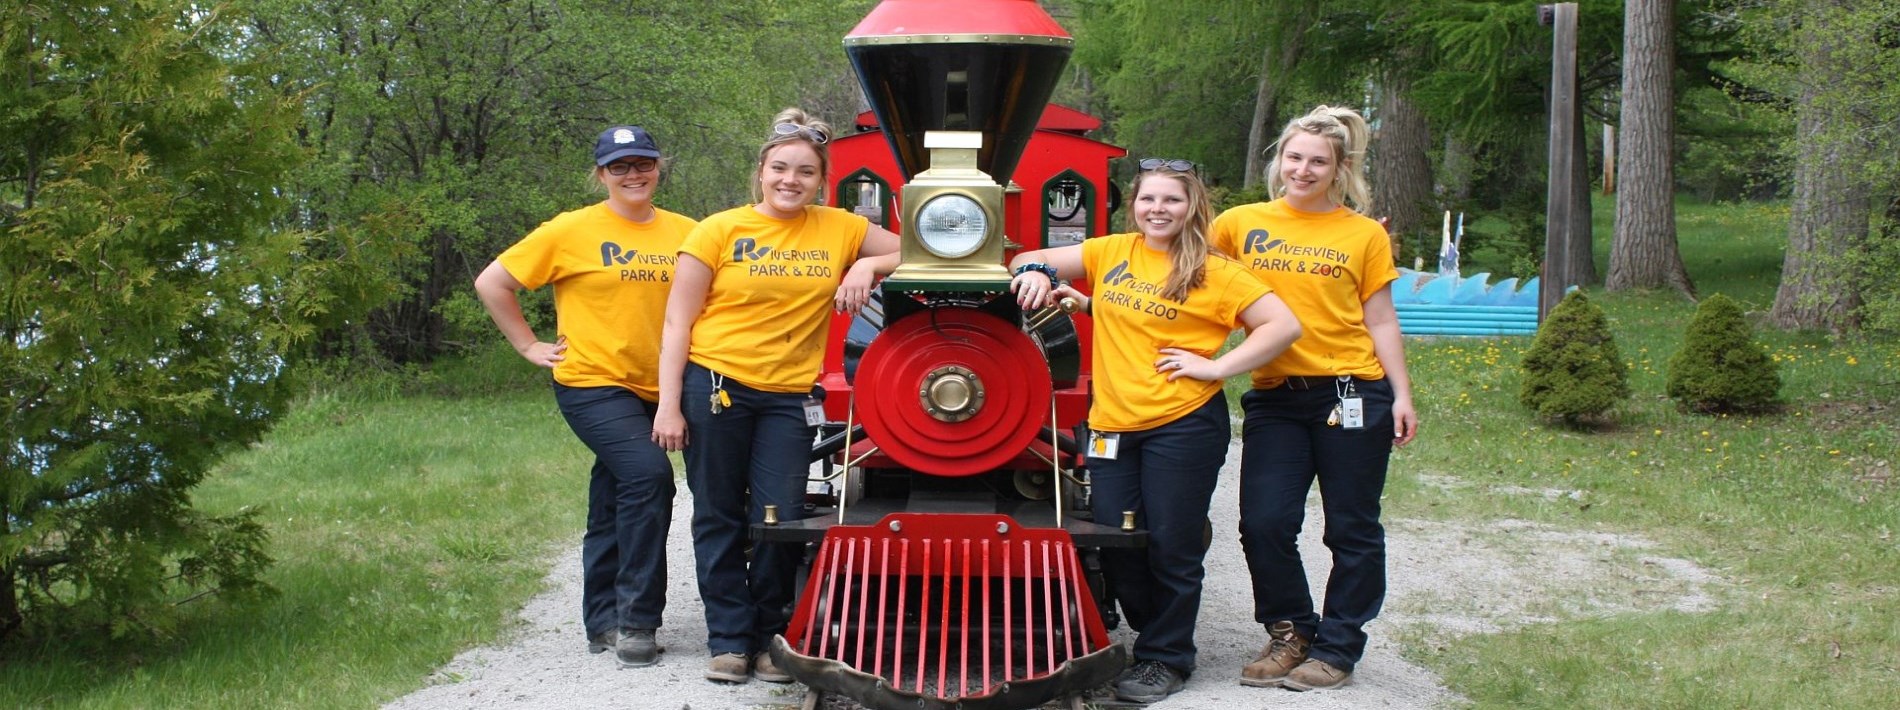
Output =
[
  {"x1": 774, "y1": 123, "x2": 829, "y2": 145},
  {"x1": 1138, "y1": 158, "x2": 1195, "y2": 173},
  {"x1": 604, "y1": 158, "x2": 659, "y2": 176}
]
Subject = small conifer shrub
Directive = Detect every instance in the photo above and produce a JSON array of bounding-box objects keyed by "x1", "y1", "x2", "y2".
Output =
[
  {"x1": 1519, "y1": 291, "x2": 1630, "y2": 423},
  {"x1": 1666, "y1": 293, "x2": 1781, "y2": 413}
]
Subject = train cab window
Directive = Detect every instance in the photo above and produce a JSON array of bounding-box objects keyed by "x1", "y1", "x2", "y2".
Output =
[
  {"x1": 1040, "y1": 170, "x2": 1096, "y2": 248},
  {"x1": 836, "y1": 169, "x2": 895, "y2": 230}
]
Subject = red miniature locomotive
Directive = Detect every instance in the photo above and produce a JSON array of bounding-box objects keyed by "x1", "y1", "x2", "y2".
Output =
[{"x1": 759, "y1": 2, "x2": 1139, "y2": 709}]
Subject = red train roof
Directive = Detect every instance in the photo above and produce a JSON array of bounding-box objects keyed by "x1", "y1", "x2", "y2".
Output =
[
  {"x1": 845, "y1": 0, "x2": 1070, "y2": 39},
  {"x1": 852, "y1": 104, "x2": 1102, "y2": 133}
]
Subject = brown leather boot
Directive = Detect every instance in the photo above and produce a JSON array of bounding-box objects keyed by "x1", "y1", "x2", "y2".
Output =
[
  {"x1": 1239, "y1": 620, "x2": 1310, "y2": 688},
  {"x1": 1284, "y1": 658, "x2": 1353, "y2": 691}
]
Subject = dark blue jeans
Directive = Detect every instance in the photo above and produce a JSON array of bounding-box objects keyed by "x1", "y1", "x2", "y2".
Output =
[
  {"x1": 1237, "y1": 377, "x2": 1394, "y2": 672},
  {"x1": 681, "y1": 362, "x2": 814, "y2": 656},
  {"x1": 553, "y1": 383, "x2": 675, "y2": 637},
  {"x1": 1088, "y1": 394, "x2": 1229, "y2": 676}
]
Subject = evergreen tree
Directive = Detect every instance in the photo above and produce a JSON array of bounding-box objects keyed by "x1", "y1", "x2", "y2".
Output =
[
  {"x1": 1666, "y1": 294, "x2": 1781, "y2": 412},
  {"x1": 2, "y1": 0, "x2": 381, "y2": 640},
  {"x1": 1519, "y1": 291, "x2": 1630, "y2": 424}
]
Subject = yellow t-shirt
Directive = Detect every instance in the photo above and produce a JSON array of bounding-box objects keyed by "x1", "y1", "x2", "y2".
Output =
[
  {"x1": 1211, "y1": 199, "x2": 1397, "y2": 389},
  {"x1": 497, "y1": 202, "x2": 697, "y2": 399},
  {"x1": 1081, "y1": 233, "x2": 1273, "y2": 432},
  {"x1": 678, "y1": 204, "x2": 870, "y2": 392}
]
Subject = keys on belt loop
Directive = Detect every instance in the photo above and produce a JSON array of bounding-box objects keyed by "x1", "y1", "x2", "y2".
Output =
[{"x1": 709, "y1": 371, "x2": 731, "y2": 415}]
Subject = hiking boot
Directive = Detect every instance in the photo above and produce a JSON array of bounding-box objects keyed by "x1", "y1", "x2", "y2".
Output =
[
  {"x1": 752, "y1": 651, "x2": 793, "y2": 683},
  {"x1": 1283, "y1": 658, "x2": 1352, "y2": 691},
  {"x1": 705, "y1": 652, "x2": 751, "y2": 683},
  {"x1": 1114, "y1": 659, "x2": 1186, "y2": 703},
  {"x1": 1239, "y1": 620, "x2": 1310, "y2": 688},
  {"x1": 586, "y1": 630, "x2": 617, "y2": 654},
  {"x1": 615, "y1": 629, "x2": 663, "y2": 668}
]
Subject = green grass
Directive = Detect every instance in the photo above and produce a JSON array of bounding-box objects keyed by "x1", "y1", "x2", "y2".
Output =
[
  {"x1": 1384, "y1": 197, "x2": 1900, "y2": 708},
  {"x1": 0, "y1": 346, "x2": 597, "y2": 708}
]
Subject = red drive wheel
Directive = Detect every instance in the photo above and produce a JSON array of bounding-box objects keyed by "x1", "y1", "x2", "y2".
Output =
[{"x1": 855, "y1": 308, "x2": 1050, "y2": 476}]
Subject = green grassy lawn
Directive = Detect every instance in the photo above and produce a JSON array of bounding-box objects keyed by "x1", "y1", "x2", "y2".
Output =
[
  {"x1": 1388, "y1": 198, "x2": 1899, "y2": 708},
  {"x1": 0, "y1": 349, "x2": 596, "y2": 708},
  {"x1": 1, "y1": 198, "x2": 1893, "y2": 708}
]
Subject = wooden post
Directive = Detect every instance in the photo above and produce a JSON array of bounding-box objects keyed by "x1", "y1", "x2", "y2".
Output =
[{"x1": 1538, "y1": 3, "x2": 1579, "y2": 321}]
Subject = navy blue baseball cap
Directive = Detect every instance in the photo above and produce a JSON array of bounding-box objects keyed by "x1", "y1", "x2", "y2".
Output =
[{"x1": 595, "y1": 125, "x2": 662, "y2": 165}]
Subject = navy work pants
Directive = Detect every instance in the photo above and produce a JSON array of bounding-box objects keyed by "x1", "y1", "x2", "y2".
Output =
[
  {"x1": 1088, "y1": 394, "x2": 1230, "y2": 675},
  {"x1": 1237, "y1": 377, "x2": 1394, "y2": 672},
  {"x1": 553, "y1": 383, "x2": 675, "y2": 637},
  {"x1": 681, "y1": 362, "x2": 814, "y2": 656}
]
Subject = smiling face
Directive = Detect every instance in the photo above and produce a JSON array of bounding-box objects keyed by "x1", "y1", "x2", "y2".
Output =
[
  {"x1": 754, "y1": 142, "x2": 823, "y2": 219},
  {"x1": 1277, "y1": 131, "x2": 1339, "y2": 210},
  {"x1": 597, "y1": 157, "x2": 660, "y2": 209},
  {"x1": 1131, "y1": 173, "x2": 1191, "y2": 243}
]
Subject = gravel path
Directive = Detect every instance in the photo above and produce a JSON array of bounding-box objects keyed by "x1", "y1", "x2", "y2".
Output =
[{"x1": 385, "y1": 440, "x2": 1718, "y2": 710}]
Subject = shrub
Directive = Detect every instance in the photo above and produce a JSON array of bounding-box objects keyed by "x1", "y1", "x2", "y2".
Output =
[
  {"x1": 1519, "y1": 291, "x2": 1631, "y2": 423},
  {"x1": 1666, "y1": 293, "x2": 1782, "y2": 413}
]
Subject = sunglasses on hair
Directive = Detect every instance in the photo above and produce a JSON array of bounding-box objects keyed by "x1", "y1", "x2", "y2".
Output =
[
  {"x1": 1138, "y1": 158, "x2": 1195, "y2": 173},
  {"x1": 604, "y1": 159, "x2": 660, "y2": 176},
  {"x1": 774, "y1": 123, "x2": 829, "y2": 145}
]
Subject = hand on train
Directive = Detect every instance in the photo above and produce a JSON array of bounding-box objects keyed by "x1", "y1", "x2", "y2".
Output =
[
  {"x1": 1009, "y1": 272, "x2": 1058, "y2": 310},
  {"x1": 836, "y1": 261, "x2": 876, "y2": 314}
]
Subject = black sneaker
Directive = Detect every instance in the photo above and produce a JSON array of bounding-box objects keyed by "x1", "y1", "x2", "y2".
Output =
[
  {"x1": 616, "y1": 629, "x2": 663, "y2": 668},
  {"x1": 1114, "y1": 659, "x2": 1186, "y2": 703},
  {"x1": 587, "y1": 630, "x2": 617, "y2": 654}
]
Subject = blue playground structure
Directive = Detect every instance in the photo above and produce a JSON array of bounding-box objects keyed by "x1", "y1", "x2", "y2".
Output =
[{"x1": 1392, "y1": 269, "x2": 1542, "y2": 336}]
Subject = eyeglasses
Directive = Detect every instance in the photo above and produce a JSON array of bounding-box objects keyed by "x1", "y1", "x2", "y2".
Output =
[
  {"x1": 1138, "y1": 158, "x2": 1195, "y2": 173},
  {"x1": 774, "y1": 123, "x2": 829, "y2": 145},
  {"x1": 605, "y1": 159, "x2": 659, "y2": 176}
]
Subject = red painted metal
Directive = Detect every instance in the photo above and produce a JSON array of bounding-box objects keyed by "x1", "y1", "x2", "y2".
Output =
[
  {"x1": 853, "y1": 309, "x2": 1049, "y2": 476},
  {"x1": 779, "y1": 513, "x2": 1116, "y2": 705},
  {"x1": 845, "y1": 0, "x2": 1070, "y2": 39}
]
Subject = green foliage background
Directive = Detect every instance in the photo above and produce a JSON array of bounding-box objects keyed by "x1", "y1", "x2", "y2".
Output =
[{"x1": 1, "y1": 0, "x2": 392, "y2": 640}]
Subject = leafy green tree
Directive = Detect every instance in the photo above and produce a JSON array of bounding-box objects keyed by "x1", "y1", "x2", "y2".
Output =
[
  {"x1": 1755, "y1": 0, "x2": 1899, "y2": 332},
  {"x1": 1, "y1": 0, "x2": 385, "y2": 640},
  {"x1": 1666, "y1": 294, "x2": 1780, "y2": 413},
  {"x1": 1519, "y1": 291, "x2": 1630, "y2": 424},
  {"x1": 247, "y1": 0, "x2": 871, "y2": 362}
]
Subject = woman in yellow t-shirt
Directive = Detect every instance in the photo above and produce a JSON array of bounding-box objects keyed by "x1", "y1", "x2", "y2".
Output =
[
  {"x1": 1008, "y1": 162, "x2": 1302, "y2": 704},
  {"x1": 1212, "y1": 105, "x2": 1419, "y2": 693},
  {"x1": 651, "y1": 108, "x2": 899, "y2": 685},
  {"x1": 473, "y1": 125, "x2": 695, "y2": 669}
]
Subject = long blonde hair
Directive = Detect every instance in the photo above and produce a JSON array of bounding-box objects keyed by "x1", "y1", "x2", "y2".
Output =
[
  {"x1": 750, "y1": 107, "x2": 832, "y2": 204},
  {"x1": 1266, "y1": 105, "x2": 1373, "y2": 213},
  {"x1": 1126, "y1": 168, "x2": 1217, "y2": 303}
]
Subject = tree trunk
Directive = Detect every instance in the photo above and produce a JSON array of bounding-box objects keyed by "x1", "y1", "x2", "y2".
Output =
[
  {"x1": 1243, "y1": 8, "x2": 1310, "y2": 191},
  {"x1": 1371, "y1": 72, "x2": 1433, "y2": 264},
  {"x1": 1566, "y1": 88, "x2": 1597, "y2": 285},
  {"x1": 1770, "y1": 0, "x2": 1868, "y2": 331},
  {"x1": 1605, "y1": 0, "x2": 1693, "y2": 295}
]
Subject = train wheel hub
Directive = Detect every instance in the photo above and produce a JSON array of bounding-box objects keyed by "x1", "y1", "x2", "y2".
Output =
[{"x1": 920, "y1": 366, "x2": 983, "y2": 422}]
